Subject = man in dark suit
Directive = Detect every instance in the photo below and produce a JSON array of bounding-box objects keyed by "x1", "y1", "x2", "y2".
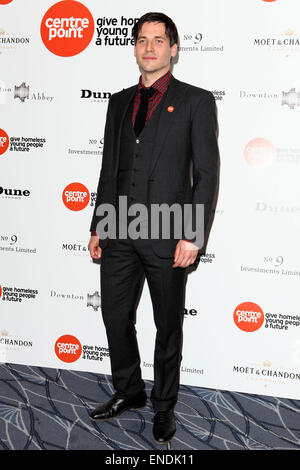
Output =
[{"x1": 88, "y1": 12, "x2": 219, "y2": 445}]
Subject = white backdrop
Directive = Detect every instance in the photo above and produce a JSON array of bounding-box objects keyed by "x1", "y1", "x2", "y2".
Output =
[{"x1": 1, "y1": 0, "x2": 300, "y2": 399}]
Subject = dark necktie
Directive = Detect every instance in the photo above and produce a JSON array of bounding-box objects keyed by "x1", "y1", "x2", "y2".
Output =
[{"x1": 134, "y1": 87, "x2": 156, "y2": 136}]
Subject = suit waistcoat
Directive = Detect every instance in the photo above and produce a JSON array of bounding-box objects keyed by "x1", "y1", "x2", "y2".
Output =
[{"x1": 117, "y1": 91, "x2": 167, "y2": 207}]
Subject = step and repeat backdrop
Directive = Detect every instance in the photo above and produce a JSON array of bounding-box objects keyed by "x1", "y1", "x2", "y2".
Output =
[{"x1": 1, "y1": 0, "x2": 300, "y2": 399}]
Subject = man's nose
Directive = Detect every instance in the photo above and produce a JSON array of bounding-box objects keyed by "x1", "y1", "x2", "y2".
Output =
[{"x1": 146, "y1": 40, "x2": 154, "y2": 52}]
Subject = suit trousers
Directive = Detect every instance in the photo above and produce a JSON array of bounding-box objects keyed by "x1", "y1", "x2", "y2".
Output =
[{"x1": 100, "y1": 236, "x2": 188, "y2": 411}]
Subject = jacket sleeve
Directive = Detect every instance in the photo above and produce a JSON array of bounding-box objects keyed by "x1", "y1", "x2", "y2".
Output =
[
  {"x1": 90, "y1": 97, "x2": 115, "y2": 233},
  {"x1": 188, "y1": 92, "x2": 220, "y2": 247}
]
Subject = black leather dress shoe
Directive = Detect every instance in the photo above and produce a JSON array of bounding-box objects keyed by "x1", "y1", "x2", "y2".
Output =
[
  {"x1": 152, "y1": 410, "x2": 176, "y2": 444},
  {"x1": 89, "y1": 391, "x2": 147, "y2": 421}
]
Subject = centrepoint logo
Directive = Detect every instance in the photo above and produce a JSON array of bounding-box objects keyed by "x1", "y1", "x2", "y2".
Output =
[
  {"x1": 233, "y1": 302, "x2": 264, "y2": 332},
  {"x1": 62, "y1": 182, "x2": 90, "y2": 211},
  {"x1": 55, "y1": 334, "x2": 82, "y2": 362},
  {"x1": 244, "y1": 138, "x2": 275, "y2": 168},
  {"x1": 0, "y1": 129, "x2": 9, "y2": 156},
  {"x1": 41, "y1": 0, "x2": 94, "y2": 57}
]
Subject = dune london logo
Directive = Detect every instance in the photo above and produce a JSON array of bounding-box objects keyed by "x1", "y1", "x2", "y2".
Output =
[
  {"x1": 0, "y1": 185, "x2": 30, "y2": 198},
  {"x1": 40, "y1": 0, "x2": 94, "y2": 57}
]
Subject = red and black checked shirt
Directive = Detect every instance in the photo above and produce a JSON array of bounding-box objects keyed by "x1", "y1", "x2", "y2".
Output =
[{"x1": 132, "y1": 70, "x2": 172, "y2": 125}]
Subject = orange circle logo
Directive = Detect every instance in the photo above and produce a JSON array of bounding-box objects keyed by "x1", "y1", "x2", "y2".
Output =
[
  {"x1": 40, "y1": 0, "x2": 94, "y2": 57},
  {"x1": 0, "y1": 129, "x2": 9, "y2": 156},
  {"x1": 62, "y1": 182, "x2": 90, "y2": 211},
  {"x1": 0, "y1": 1, "x2": 14, "y2": 4},
  {"x1": 244, "y1": 138, "x2": 275, "y2": 168},
  {"x1": 234, "y1": 302, "x2": 264, "y2": 332},
  {"x1": 55, "y1": 335, "x2": 82, "y2": 362}
]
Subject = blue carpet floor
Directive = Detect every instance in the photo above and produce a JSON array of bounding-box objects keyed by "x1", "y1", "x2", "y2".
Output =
[{"x1": 0, "y1": 363, "x2": 300, "y2": 451}]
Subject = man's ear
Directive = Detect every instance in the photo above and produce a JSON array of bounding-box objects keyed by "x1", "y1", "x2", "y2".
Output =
[{"x1": 171, "y1": 43, "x2": 178, "y2": 58}]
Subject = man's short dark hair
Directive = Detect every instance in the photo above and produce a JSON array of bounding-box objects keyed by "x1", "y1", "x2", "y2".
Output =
[{"x1": 132, "y1": 12, "x2": 179, "y2": 47}]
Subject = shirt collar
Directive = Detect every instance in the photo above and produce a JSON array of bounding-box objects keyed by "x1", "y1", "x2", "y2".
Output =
[{"x1": 137, "y1": 70, "x2": 172, "y2": 94}]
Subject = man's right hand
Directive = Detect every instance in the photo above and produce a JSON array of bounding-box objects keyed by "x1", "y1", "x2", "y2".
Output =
[{"x1": 88, "y1": 235, "x2": 102, "y2": 259}]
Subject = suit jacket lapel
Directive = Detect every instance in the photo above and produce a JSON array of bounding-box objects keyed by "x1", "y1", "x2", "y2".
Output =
[
  {"x1": 112, "y1": 84, "x2": 137, "y2": 178},
  {"x1": 148, "y1": 77, "x2": 187, "y2": 177}
]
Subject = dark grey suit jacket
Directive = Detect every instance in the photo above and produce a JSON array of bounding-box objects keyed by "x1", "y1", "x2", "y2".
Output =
[{"x1": 90, "y1": 75, "x2": 220, "y2": 258}]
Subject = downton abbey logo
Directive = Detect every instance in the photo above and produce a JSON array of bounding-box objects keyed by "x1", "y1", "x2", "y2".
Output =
[{"x1": 0, "y1": 81, "x2": 54, "y2": 104}]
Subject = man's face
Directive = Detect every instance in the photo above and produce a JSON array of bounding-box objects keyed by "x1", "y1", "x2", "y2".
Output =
[{"x1": 134, "y1": 21, "x2": 177, "y2": 76}]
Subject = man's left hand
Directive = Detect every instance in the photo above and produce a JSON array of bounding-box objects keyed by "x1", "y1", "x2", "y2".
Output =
[{"x1": 172, "y1": 240, "x2": 199, "y2": 268}]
